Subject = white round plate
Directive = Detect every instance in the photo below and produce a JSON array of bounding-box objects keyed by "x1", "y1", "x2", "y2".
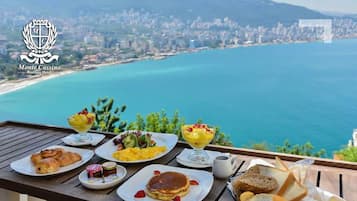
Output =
[
  {"x1": 79, "y1": 165, "x2": 127, "y2": 190},
  {"x1": 95, "y1": 131, "x2": 178, "y2": 163}
]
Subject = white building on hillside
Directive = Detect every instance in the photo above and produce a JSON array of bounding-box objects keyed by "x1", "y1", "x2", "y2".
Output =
[{"x1": 348, "y1": 129, "x2": 357, "y2": 147}]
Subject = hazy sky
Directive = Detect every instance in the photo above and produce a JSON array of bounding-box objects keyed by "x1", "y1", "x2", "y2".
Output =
[{"x1": 273, "y1": 0, "x2": 357, "y2": 14}]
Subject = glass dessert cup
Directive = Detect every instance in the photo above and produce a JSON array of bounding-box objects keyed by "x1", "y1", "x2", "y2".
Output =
[
  {"x1": 68, "y1": 109, "x2": 95, "y2": 142},
  {"x1": 181, "y1": 124, "x2": 215, "y2": 164}
]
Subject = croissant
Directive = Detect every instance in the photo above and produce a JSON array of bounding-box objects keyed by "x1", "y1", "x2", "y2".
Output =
[
  {"x1": 57, "y1": 152, "x2": 82, "y2": 167},
  {"x1": 35, "y1": 158, "x2": 60, "y2": 174}
]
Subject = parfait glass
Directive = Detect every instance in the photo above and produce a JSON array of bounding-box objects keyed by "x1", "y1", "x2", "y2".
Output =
[
  {"x1": 68, "y1": 110, "x2": 95, "y2": 142},
  {"x1": 181, "y1": 124, "x2": 215, "y2": 164}
]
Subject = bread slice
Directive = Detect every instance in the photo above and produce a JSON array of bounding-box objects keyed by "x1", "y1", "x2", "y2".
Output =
[
  {"x1": 281, "y1": 180, "x2": 307, "y2": 201},
  {"x1": 255, "y1": 165, "x2": 295, "y2": 196},
  {"x1": 248, "y1": 193, "x2": 287, "y2": 201},
  {"x1": 246, "y1": 165, "x2": 261, "y2": 175},
  {"x1": 275, "y1": 157, "x2": 289, "y2": 171},
  {"x1": 233, "y1": 173, "x2": 278, "y2": 193}
]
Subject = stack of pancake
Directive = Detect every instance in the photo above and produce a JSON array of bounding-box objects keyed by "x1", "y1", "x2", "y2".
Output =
[{"x1": 146, "y1": 171, "x2": 190, "y2": 200}]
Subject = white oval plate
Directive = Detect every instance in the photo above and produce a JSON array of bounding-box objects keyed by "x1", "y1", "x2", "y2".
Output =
[
  {"x1": 117, "y1": 164, "x2": 214, "y2": 201},
  {"x1": 95, "y1": 131, "x2": 178, "y2": 163},
  {"x1": 79, "y1": 165, "x2": 127, "y2": 190},
  {"x1": 10, "y1": 145, "x2": 94, "y2": 176}
]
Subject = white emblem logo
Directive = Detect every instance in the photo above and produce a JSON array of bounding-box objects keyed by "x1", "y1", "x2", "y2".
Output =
[{"x1": 20, "y1": 19, "x2": 59, "y2": 64}]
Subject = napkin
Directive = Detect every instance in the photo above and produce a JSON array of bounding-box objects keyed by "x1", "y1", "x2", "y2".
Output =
[
  {"x1": 247, "y1": 158, "x2": 274, "y2": 169},
  {"x1": 176, "y1": 148, "x2": 227, "y2": 165}
]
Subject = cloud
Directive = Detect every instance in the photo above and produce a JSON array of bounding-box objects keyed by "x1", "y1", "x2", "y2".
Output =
[{"x1": 273, "y1": 0, "x2": 357, "y2": 14}]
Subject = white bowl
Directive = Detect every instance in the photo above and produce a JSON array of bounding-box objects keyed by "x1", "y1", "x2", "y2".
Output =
[{"x1": 79, "y1": 165, "x2": 127, "y2": 190}]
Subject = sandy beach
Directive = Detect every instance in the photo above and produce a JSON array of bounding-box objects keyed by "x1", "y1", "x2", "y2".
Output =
[
  {"x1": 0, "y1": 70, "x2": 75, "y2": 95},
  {"x1": 0, "y1": 54, "x2": 172, "y2": 96}
]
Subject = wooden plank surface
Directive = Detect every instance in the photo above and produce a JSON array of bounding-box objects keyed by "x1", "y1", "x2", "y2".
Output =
[
  {"x1": 0, "y1": 136, "x2": 65, "y2": 169},
  {"x1": 318, "y1": 169, "x2": 340, "y2": 196},
  {"x1": 342, "y1": 172, "x2": 357, "y2": 201},
  {"x1": 305, "y1": 167, "x2": 319, "y2": 186},
  {"x1": 0, "y1": 121, "x2": 356, "y2": 201}
]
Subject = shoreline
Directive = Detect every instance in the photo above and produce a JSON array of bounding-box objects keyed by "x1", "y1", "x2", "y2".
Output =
[
  {"x1": 0, "y1": 53, "x2": 183, "y2": 96},
  {"x1": 0, "y1": 37, "x2": 355, "y2": 96},
  {"x1": 0, "y1": 70, "x2": 75, "y2": 95}
]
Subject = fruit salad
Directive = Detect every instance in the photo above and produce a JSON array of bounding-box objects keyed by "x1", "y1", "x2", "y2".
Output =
[
  {"x1": 181, "y1": 124, "x2": 215, "y2": 149},
  {"x1": 68, "y1": 108, "x2": 95, "y2": 133}
]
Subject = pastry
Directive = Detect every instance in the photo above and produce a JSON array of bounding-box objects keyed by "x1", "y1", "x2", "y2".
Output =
[
  {"x1": 57, "y1": 152, "x2": 81, "y2": 167},
  {"x1": 40, "y1": 148, "x2": 64, "y2": 159},
  {"x1": 86, "y1": 164, "x2": 103, "y2": 178},
  {"x1": 102, "y1": 162, "x2": 117, "y2": 177},
  {"x1": 30, "y1": 153, "x2": 43, "y2": 165},
  {"x1": 30, "y1": 148, "x2": 82, "y2": 174},
  {"x1": 35, "y1": 158, "x2": 60, "y2": 174},
  {"x1": 146, "y1": 171, "x2": 190, "y2": 200}
]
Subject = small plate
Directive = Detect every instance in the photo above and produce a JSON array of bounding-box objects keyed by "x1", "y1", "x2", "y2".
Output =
[
  {"x1": 95, "y1": 131, "x2": 178, "y2": 163},
  {"x1": 117, "y1": 164, "x2": 214, "y2": 201},
  {"x1": 62, "y1": 133, "x2": 105, "y2": 146},
  {"x1": 176, "y1": 157, "x2": 212, "y2": 168},
  {"x1": 79, "y1": 165, "x2": 127, "y2": 190},
  {"x1": 10, "y1": 145, "x2": 94, "y2": 176},
  {"x1": 176, "y1": 148, "x2": 226, "y2": 168}
]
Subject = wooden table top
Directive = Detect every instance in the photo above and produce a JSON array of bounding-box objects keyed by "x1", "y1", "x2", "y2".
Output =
[{"x1": 0, "y1": 121, "x2": 356, "y2": 201}]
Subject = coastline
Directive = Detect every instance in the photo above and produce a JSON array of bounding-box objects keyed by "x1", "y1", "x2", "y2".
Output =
[
  {"x1": 0, "y1": 70, "x2": 75, "y2": 95},
  {"x1": 0, "y1": 54, "x2": 179, "y2": 96},
  {"x1": 0, "y1": 37, "x2": 355, "y2": 96}
]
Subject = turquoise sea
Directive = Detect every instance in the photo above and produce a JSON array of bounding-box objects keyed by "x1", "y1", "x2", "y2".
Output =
[{"x1": 1, "y1": 39, "x2": 357, "y2": 155}]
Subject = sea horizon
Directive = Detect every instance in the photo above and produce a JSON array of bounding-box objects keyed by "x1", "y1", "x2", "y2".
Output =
[{"x1": 1, "y1": 38, "x2": 357, "y2": 156}]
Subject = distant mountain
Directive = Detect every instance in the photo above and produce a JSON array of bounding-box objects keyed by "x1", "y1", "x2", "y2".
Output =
[
  {"x1": 320, "y1": 11, "x2": 357, "y2": 17},
  {"x1": 2, "y1": 0, "x2": 328, "y2": 26}
]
